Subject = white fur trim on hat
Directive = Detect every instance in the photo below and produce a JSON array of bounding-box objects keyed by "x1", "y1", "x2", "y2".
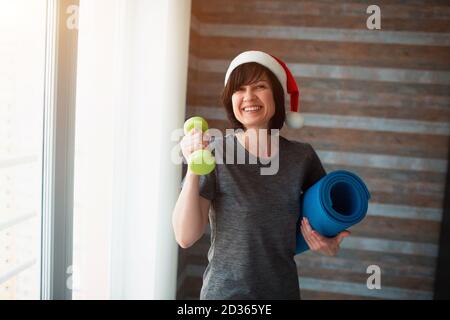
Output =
[
  {"x1": 224, "y1": 51, "x2": 288, "y2": 95},
  {"x1": 285, "y1": 112, "x2": 304, "y2": 129}
]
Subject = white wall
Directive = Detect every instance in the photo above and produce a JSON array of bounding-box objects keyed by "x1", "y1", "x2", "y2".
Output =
[{"x1": 73, "y1": 0, "x2": 191, "y2": 299}]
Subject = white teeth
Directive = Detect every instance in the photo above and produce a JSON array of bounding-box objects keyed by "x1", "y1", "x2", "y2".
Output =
[{"x1": 243, "y1": 106, "x2": 262, "y2": 112}]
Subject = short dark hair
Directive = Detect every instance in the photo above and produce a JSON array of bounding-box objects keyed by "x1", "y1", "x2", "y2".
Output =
[{"x1": 221, "y1": 62, "x2": 285, "y2": 131}]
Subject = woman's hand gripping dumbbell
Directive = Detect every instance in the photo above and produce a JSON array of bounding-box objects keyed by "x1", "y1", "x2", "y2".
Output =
[{"x1": 180, "y1": 116, "x2": 216, "y2": 175}]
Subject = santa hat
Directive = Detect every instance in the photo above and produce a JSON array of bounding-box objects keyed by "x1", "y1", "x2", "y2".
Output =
[{"x1": 224, "y1": 50, "x2": 304, "y2": 129}]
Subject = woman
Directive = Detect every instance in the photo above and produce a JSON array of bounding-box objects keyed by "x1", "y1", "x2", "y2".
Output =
[{"x1": 172, "y1": 51, "x2": 350, "y2": 300}]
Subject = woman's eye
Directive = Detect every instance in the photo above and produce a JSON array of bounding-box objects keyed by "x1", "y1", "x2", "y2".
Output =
[{"x1": 234, "y1": 84, "x2": 265, "y2": 92}]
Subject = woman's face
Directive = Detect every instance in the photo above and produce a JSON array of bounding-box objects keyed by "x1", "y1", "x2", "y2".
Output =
[{"x1": 231, "y1": 74, "x2": 276, "y2": 130}]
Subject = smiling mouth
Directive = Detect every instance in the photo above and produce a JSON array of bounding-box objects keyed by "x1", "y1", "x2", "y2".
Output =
[{"x1": 242, "y1": 105, "x2": 262, "y2": 112}]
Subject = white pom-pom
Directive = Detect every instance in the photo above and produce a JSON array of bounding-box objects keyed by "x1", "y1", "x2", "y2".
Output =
[{"x1": 285, "y1": 112, "x2": 304, "y2": 129}]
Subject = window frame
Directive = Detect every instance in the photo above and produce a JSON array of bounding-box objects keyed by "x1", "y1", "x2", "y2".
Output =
[{"x1": 41, "y1": 0, "x2": 79, "y2": 300}]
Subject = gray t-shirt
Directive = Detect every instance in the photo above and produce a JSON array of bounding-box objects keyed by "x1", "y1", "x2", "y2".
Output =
[{"x1": 183, "y1": 133, "x2": 326, "y2": 300}]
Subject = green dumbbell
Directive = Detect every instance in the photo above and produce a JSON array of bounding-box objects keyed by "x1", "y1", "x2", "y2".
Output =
[{"x1": 184, "y1": 116, "x2": 216, "y2": 175}]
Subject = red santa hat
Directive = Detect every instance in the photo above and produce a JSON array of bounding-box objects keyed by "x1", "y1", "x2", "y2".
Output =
[{"x1": 224, "y1": 50, "x2": 304, "y2": 129}]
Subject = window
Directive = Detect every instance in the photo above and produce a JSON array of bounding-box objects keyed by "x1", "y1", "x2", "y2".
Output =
[
  {"x1": 0, "y1": 0, "x2": 48, "y2": 299},
  {"x1": 0, "y1": 0, "x2": 188, "y2": 300},
  {"x1": 72, "y1": 0, "x2": 189, "y2": 299}
]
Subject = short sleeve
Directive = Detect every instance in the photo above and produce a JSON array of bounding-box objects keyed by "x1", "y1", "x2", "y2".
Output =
[
  {"x1": 180, "y1": 164, "x2": 216, "y2": 201},
  {"x1": 302, "y1": 143, "x2": 327, "y2": 192}
]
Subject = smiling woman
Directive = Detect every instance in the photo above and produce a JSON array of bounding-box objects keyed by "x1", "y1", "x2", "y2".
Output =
[
  {"x1": 173, "y1": 51, "x2": 344, "y2": 300},
  {"x1": 222, "y1": 62, "x2": 285, "y2": 131}
]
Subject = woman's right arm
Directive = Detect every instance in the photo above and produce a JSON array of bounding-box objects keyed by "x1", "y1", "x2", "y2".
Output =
[{"x1": 172, "y1": 129, "x2": 211, "y2": 248}]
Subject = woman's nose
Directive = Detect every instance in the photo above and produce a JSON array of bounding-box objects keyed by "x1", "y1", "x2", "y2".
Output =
[{"x1": 243, "y1": 87, "x2": 256, "y2": 101}]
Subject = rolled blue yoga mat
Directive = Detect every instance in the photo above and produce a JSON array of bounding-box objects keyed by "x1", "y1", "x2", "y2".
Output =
[{"x1": 296, "y1": 170, "x2": 371, "y2": 254}]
